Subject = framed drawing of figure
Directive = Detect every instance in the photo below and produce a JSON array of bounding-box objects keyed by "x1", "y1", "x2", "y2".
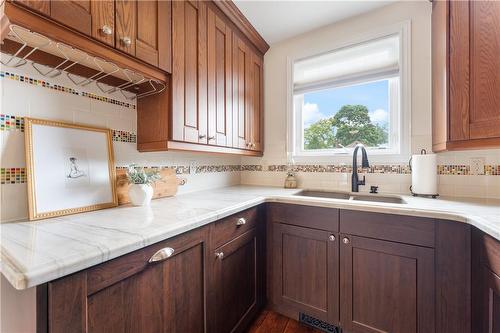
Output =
[{"x1": 24, "y1": 118, "x2": 118, "y2": 220}]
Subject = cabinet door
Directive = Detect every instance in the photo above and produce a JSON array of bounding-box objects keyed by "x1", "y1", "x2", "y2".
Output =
[
  {"x1": 232, "y1": 34, "x2": 250, "y2": 149},
  {"x1": 469, "y1": 0, "x2": 500, "y2": 140},
  {"x1": 91, "y1": 0, "x2": 114, "y2": 46},
  {"x1": 50, "y1": 0, "x2": 91, "y2": 35},
  {"x1": 247, "y1": 50, "x2": 263, "y2": 152},
  {"x1": 479, "y1": 266, "x2": 500, "y2": 333},
  {"x1": 172, "y1": 0, "x2": 208, "y2": 144},
  {"x1": 13, "y1": 0, "x2": 50, "y2": 15},
  {"x1": 340, "y1": 234, "x2": 435, "y2": 333},
  {"x1": 207, "y1": 7, "x2": 233, "y2": 147},
  {"x1": 47, "y1": 228, "x2": 208, "y2": 333},
  {"x1": 212, "y1": 229, "x2": 262, "y2": 333},
  {"x1": 115, "y1": 0, "x2": 136, "y2": 55},
  {"x1": 271, "y1": 223, "x2": 339, "y2": 324}
]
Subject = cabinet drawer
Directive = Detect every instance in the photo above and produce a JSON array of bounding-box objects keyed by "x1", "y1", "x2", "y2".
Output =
[
  {"x1": 87, "y1": 226, "x2": 208, "y2": 294},
  {"x1": 340, "y1": 210, "x2": 435, "y2": 248},
  {"x1": 213, "y1": 207, "x2": 259, "y2": 248},
  {"x1": 268, "y1": 203, "x2": 339, "y2": 232}
]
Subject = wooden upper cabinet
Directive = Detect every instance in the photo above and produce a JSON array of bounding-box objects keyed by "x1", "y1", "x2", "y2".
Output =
[
  {"x1": 248, "y1": 50, "x2": 263, "y2": 152},
  {"x1": 469, "y1": 1, "x2": 500, "y2": 140},
  {"x1": 12, "y1": 0, "x2": 50, "y2": 15},
  {"x1": 172, "y1": 0, "x2": 208, "y2": 144},
  {"x1": 232, "y1": 33, "x2": 250, "y2": 149},
  {"x1": 207, "y1": 7, "x2": 233, "y2": 148},
  {"x1": 432, "y1": 0, "x2": 500, "y2": 151},
  {"x1": 91, "y1": 0, "x2": 114, "y2": 46},
  {"x1": 115, "y1": 0, "x2": 136, "y2": 55},
  {"x1": 50, "y1": 0, "x2": 92, "y2": 36},
  {"x1": 135, "y1": 0, "x2": 170, "y2": 70}
]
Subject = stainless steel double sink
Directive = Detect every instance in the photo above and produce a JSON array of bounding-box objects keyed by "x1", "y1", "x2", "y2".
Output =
[{"x1": 295, "y1": 190, "x2": 406, "y2": 204}]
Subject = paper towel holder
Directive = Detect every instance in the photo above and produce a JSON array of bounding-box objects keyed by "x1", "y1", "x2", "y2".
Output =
[{"x1": 409, "y1": 149, "x2": 439, "y2": 199}]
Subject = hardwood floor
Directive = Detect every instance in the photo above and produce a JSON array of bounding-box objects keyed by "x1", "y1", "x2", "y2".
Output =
[{"x1": 247, "y1": 310, "x2": 322, "y2": 333}]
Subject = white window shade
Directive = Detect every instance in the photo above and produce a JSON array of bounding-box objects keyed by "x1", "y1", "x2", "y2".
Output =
[{"x1": 293, "y1": 35, "x2": 400, "y2": 94}]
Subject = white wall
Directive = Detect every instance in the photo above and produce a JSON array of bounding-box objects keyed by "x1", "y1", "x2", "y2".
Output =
[
  {"x1": 0, "y1": 61, "x2": 241, "y2": 222},
  {"x1": 241, "y1": 1, "x2": 500, "y2": 198}
]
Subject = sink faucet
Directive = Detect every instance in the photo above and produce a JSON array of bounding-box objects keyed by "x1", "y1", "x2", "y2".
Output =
[{"x1": 352, "y1": 144, "x2": 369, "y2": 192}]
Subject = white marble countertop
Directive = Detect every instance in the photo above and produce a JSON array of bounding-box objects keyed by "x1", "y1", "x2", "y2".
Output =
[{"x1": 1, "y1": 185, "x2": 499, "y2": 290}]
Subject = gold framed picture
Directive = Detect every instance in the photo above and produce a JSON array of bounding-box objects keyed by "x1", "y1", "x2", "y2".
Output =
[{"x1": 24, "y1": 118, "x2": 118, "y2": 220}]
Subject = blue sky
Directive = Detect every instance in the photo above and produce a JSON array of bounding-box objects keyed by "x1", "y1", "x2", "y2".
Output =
[{"x1": 302, "y1": 79, "x2": 389, "y2": 128}]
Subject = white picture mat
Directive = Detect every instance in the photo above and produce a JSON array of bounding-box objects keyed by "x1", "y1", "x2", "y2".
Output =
[{"x1": 31, "y1": 124, "x2": 114, "y2": 214}]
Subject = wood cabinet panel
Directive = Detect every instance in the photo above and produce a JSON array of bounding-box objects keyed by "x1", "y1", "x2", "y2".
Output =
[
  {"x1": 431, "y1": 0, "x2": 448, "y2": 151},
  {"x1": 271, "y1": 223, "x2": 339, "y2": 324},
  {"x1": 232, "y1": 33, "x2": 250, "y2": 149},
  {"x1": 13, "y1": 0, "x2": 50, "y2": 15},
  {"x1": 268, "y1": 203, "x2": 339, "y2": 232},
  {"x1": 45, "y1": 227, "x2": 209, "y2": 333},
  {"x1": 478, "y1": 266, "x2": 500, "y2": 333},
  {"x1": 212, "y1": 229, "x2": 261, "y2": 333},
  {"x1": 135, "y1": 0, "x2": 158, "y2": 66},
  {"x1": 50, "y1": 0, "x2": 91, "y2": 36},
  {"x1": 470, "y1": 0, "x2": 500, "y2": 140},
  {"x1": 114, "y1": 0, "x2": 136, "y2": 55},
  {"x1": 432, "y1": 0, "x2": 500, "y2": 150},
  {"x1": 213, "y1": 206, "x2": 258, "y2": 248},
  {"x1": 340, "y1": 235, "x2": 435, "y2": 333},
  {"x1": 207, "y1": 8, "x2": 233, "y2": 147},
  {"x1": 248, "y1": 50, "x2": 263, "y2": 151},
  {"x1": 90, "y1": 0, "x2": 114, "y2": 46},
  {"x1": 172, "y1": 0, "x2": 207, "y2": 144}
]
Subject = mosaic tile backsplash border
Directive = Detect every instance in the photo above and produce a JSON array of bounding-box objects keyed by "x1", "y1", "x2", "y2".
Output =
[
  {"x1": 1, "y1": 114, "x2": 137, "y2": 143},
  {"x1": 0, "y1": 71, "x2": 136, "y2": 110},
  {"x1": 2, "y1": 164, "x2": 499, "y2": 184}
]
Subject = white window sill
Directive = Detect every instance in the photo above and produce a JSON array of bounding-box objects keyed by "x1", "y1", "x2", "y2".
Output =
[{"x1": 290, "y1": 153, "x2": 411, "y2": 164}]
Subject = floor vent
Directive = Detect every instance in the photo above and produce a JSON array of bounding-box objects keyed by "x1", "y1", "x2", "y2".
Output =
[{"x1": 298, "y1": 313, "x2": 340, "y2": 333}]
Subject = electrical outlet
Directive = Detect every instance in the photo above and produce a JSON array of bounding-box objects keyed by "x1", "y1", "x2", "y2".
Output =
[{"x1": 469, "y1": 157, "x2": 485, "y2": 175}]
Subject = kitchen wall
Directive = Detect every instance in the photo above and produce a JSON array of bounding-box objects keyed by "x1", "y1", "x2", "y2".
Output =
[
  {"x1": 241, "y1": 1, "x2": 500, "y2": 199},
  {"x1": 0, "y1": 61, "x2": 241, "y2": 222}
]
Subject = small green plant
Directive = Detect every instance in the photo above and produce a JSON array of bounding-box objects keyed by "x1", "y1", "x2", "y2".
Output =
[{"x1": 126, "y1": 164, "x2": 161, "y2": 185}]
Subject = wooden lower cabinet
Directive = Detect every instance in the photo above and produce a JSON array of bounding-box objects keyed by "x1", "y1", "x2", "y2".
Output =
[
  {"x1": 43, "y1": 227, "x2": 208, "y2": 333},
  {"x1": 340, "y1": 234, "x2": 435, "y2": 333},
  {"x1": 473, "y1": 229, "x2": 500, "y2": 333},
  {"x1": 210, "y1": 228, "x2": 263, "y2": 333},
  {"x1": 271, "y1": 223, "x2": 339, "y2": 324}
]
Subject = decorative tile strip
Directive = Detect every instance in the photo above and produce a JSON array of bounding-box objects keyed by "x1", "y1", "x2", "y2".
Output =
[
  {"x1": 0, "y1": 71, "x2": 136, "y2": 109},
  {"x1": 438, "y1": 165, "x2": 469, "y2": 175},
  {"x1": 116, "y1": 165, "x2": 191, "y2": 175},
  {"x1": 241, "y1": 165, "x2": 263, "y2": 171},
  {"x1": 0, "y1": 114, "x2": 24, "y2": 131},
  {"x1": 112, "y1": 130, "x2": 137, "y2": 143},
  {"x1": 1, "y1": 168, "x2": 26, "y2": 184},
  {"x1": 195, "y1": 165, "x2": 241, "y2": 173}
]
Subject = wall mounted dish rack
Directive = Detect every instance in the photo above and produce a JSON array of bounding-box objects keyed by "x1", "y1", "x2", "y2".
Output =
[{"x1": 0, "y1": 24, "x2": 166, "y2": 100}]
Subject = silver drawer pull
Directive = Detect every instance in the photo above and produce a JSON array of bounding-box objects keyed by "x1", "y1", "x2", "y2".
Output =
[
  {"x1": 121, "y1": 36, "x2": 132, "y2": 46},
  {"x1": 236, "y1": 217, "x2": 246, "y2": 226},
  {"x1": 148, "y1": 247, "x2": 174, "y2": 263},
  {"x1": 215, "y1": 251, "x2": 224, "y2": 260},
  {"x1": 101, "y1": 25, "x2": 113, "y2": 36}
]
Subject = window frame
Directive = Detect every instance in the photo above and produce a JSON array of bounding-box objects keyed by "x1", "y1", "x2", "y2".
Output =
[{"x1": 286, "y1": 21, "x2": 411, "y2": 164}]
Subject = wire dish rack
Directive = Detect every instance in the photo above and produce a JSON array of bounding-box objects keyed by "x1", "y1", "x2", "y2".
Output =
[{"x1": 0, "y1": 24, "x2": 167, "y2": 100}]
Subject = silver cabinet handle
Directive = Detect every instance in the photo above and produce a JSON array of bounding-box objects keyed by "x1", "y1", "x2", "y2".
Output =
[
  {"x1": 101, "y1": 25, "x2": 113, "y2": 35},
  {"x1": 148, "y1": 247, "x2": 174, "y2": 263},
  {"x1": 121, "y1": 36, "x2": 132, "y2": 46},
  {"x1": 342, "y1": 237, "x2": 350, "y2": 244},
  {"x1": 236, "y1": 217, "x2": 246, "y2": 226},
  {"x1": 245, "y1": 142, "x2": 250, "y2": 147},
  {"x1": 251, "y1": 143, "x2": 256, "y2": 148},
  {"x1": 215, "y1": 252, "x2": 224, "y2": 259},
  {"x1": 329, "y1": 234, "x2": 336, "y2": 241},
  {"x1": 208, "y1": 136, "x2": 215, "y2": 141},
  {"x1": 199, "y1": 134, "x2": 207, "y2": 139}
]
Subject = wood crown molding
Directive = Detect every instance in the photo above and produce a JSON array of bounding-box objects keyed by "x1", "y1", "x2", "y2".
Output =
[{"x1": 213, "y1": 0, "x2": 269, "y2": 54}]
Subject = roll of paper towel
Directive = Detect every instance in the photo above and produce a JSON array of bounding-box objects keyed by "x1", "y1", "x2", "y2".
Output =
[{"x1": 410, "y1": 151, "x2": 438, "y2": 196}]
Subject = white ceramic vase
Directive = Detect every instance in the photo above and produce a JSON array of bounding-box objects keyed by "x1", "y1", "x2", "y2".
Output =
[{"x1": 128, "y1": 184, "x2": 154, "y2": 206}]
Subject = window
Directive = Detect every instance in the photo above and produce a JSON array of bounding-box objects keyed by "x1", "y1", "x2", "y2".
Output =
[{"x1": 290, "y1": 26, "x2": 410, "y2": 161}]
